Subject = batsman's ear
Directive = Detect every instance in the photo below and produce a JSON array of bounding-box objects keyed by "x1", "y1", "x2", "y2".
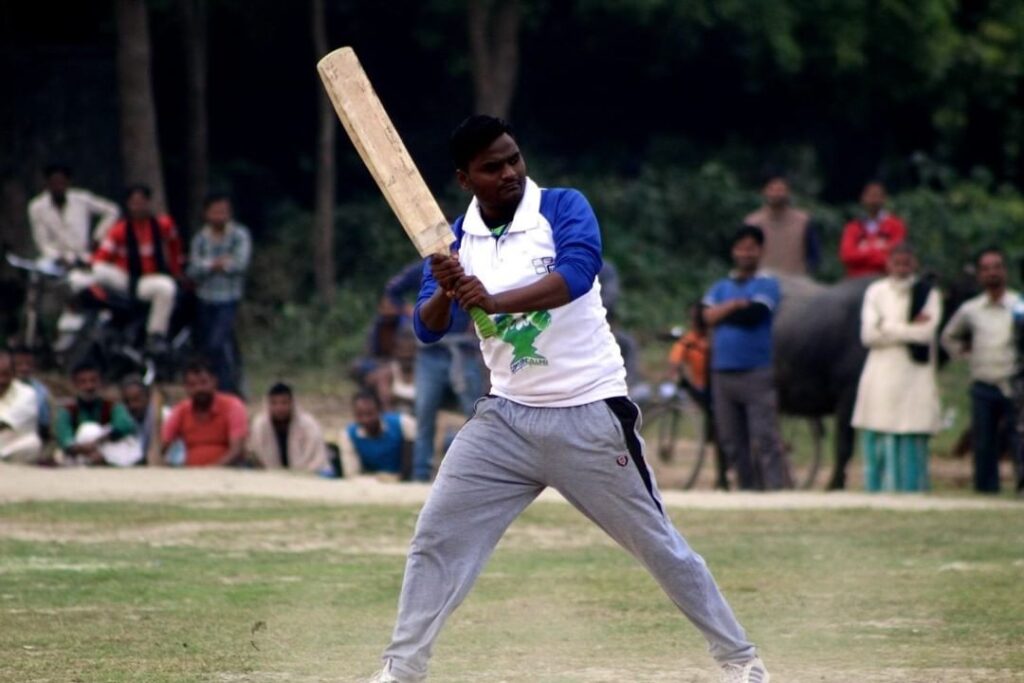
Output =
[{"x1": 455, "y1": 168, "x2": 471, "y2": 191}]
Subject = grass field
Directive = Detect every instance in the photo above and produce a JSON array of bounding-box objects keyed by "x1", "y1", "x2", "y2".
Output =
[{"x1": 1, "y1": 496, "x2": 1022, "y2": 682}]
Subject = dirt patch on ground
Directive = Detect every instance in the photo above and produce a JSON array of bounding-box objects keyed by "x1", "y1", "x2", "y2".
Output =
[{"x1": 1, "y1": 463, "x2": 1019, "y2": 512}]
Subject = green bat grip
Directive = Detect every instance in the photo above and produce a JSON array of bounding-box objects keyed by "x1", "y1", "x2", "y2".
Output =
[{"x1": 469, "y1": 306, "x2": 497, "y2": 339}]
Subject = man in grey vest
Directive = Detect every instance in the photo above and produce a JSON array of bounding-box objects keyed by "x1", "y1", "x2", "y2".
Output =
[{"x1": 744, "y1": 174, "x2": 820, "y2": 277}]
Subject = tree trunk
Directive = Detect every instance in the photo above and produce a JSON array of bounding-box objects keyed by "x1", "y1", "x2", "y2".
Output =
[
  {"x1": 311, "y1": 0, "x2": 336, "y2": 304},
  {"x1": 179, "y1": 0, "x2": 209, "y2": 230},
  {"x1": 115, "y1": 0, "x2": 168, "y2": 213},
  {"x1": 468, "y1": 0, "x2": 522, "y2": 120}
]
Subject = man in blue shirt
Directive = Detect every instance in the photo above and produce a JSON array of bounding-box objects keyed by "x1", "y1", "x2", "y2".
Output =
[{"x1": 703, "y1": 225, "x2": 789, "y2": 490}]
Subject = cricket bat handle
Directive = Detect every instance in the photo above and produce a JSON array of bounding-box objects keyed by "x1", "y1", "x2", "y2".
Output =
[{"x1": 469, "y1": 306, "x2": 496, "y2": 339}]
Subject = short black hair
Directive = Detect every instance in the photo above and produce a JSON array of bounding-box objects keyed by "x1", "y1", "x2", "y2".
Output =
[
  {"x1": 975, "y1": 245, "x2": 1006, "y2": 266},
  {"x1": 123, "y1": 183, "x2": 153, "y2": 202},
  {"x1": 731, "y1": 224, "x2": 765, "y2": 247},
  {"x1": 44, "y1": 163, "x2": 72, "y2": 179},
  {"x1": 268, "y1": 382, "x2": 293, "y2": 398},
  {"x1": 202, "y1": 192, "x2": 231, "y2": 209},
  {"x1": 71, "y1": 359, "x2": 101, "y2": 377},
  {"x1": 120, "y1": 374, "x2": 149, "y2": 394},
  {"x1": 183, "y1": 357, "x2": 214, "y2": 377},
  {"x1": 352, "y1": 389, "x2": 382, "y2": 409},
  {"x1": 450, "y1": 115, "x2": 515, "y2": 171}
]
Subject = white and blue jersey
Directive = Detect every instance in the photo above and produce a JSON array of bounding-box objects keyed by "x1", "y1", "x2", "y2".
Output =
[{"x1": 414, "y1": 178, "x2": 627, "y2": 407}]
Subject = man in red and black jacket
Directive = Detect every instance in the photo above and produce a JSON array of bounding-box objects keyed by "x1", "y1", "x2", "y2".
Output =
[
  {"x1": 839, "y1": 180, "x2": 907, "y2": 278},
  {"x1": 92, "y1": 184, "x2": 184, "y2": 350}
]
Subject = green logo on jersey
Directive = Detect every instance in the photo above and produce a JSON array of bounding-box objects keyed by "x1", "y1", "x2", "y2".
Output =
[{"x1": 494, "y1": 310, "x2": 552, "y2": 374}]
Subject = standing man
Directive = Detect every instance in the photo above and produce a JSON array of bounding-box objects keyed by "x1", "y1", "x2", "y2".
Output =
[
  {"x1": 28, "y1": 164, "x2": 119, "y2": 272},
  {"x1": 941, "y1": 247, "x2": 1022, "y2": 493},
  {"x1": 743, "y1": 174, "x2": 819, "y2": 276},
  {"x1": 368, "y1": 116, "x2": 767, "y2": 683},
  {"x1": 187, "y1": 193, "x2": 252, "y2": 395},
  {"x1": 376, "y1": 260, "x2": 483, "y2": 480},
  {"x1": 851, "y1": 244, "x2": 942, "y2": 491},
  {"x1": 702, "y1": 226, "x2": 789, "y2": 491},
  {"x1": 839, "y1": 181, "x2": 907, "y2": 278},
  {"x1": 92, "y1": 184, "x2": 184, "y2": 354}
]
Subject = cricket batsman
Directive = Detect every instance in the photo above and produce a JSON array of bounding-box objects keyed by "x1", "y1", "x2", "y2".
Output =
[{"x1": 370, "y1": 115, "x2": 769, "y2": 683}]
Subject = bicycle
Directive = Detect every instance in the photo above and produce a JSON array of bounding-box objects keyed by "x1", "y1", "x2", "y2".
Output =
[{"x1": 640, "y1": 377, "x2": 825, "y2": 490}]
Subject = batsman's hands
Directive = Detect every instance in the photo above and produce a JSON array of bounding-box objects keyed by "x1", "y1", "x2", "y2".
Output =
[
  {"x1": 454, "y1": 275, "x2": 498, "y2": 314},
  {"x1": 428, "y1": 253, "x2": 464, "y2": 295}
]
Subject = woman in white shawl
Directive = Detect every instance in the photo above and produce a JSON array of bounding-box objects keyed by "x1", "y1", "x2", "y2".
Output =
[{"x1": 852, "y1": 243, "x2": 942, "y2": 491}]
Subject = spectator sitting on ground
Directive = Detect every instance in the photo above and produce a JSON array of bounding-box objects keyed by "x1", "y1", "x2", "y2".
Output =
[
  {"x1": 54, "y1": 361, "x2": 138, "y2": 466},
  {"x1": 249, "y1": 382, "x2": 329, "y2": 473},
  {"x1": 839, "y1": 180, "x2": 907, "y2": 278},
  {"x1": 162, "y1": 359, "x2": 248, "y2": 467},
  {"x1": 11, "y1": 346, "x2": 53, "y2": 441},
  {"x1": 0, "y1": 350, "x2": 42, "y2": 463},
  {"x1": 340, "y1": 390, "x2": 416, "y2": 479},
  {"x1": 120, "y1": 376, "x2": 183, "y2": 466}
]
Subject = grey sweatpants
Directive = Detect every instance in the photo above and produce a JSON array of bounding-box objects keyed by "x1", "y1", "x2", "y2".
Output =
[
  {"x1": 712, "y1": 367, "x2": 789, "y2": 491},
  {"x1": 381, "y1": 396, "x2": 756, "y2": 681}
]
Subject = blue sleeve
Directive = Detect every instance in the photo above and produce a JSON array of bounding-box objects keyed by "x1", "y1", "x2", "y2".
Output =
[
  {"x1": 702, "y1": 281, "x2": 723, "y2": 306},
  {"x1": 548, "y1": 190, "x2": 603, "y2": 301},
  {"x1": 384, "y1": 260, "x2": 425, "y2": 306},
  {"x1": 412, "y1": 217, "x2": 462, "y2": 344}
]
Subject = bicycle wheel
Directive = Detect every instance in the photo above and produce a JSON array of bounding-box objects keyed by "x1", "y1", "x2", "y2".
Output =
[
  {"x1": 641, "y1": 399, "x2": 709, "y2": 490},
  {"x1": 778, "y1": 416, "x2": 825, "y2": 489}
]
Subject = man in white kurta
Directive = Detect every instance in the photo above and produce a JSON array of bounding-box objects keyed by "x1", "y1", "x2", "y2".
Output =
[
  {"x1": 852, "y1": 245, "x2": 942, "y2": 491},
  {"x1": 0, "y1": 351, "x2": 42, "y2": 463}
]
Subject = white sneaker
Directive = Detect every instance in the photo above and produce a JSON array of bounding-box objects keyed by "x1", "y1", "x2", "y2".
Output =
[
  {"x1": 720, "y1": 656, "x2": 770, "y2": 683},
  {"x1": 367, "y1": 661, "x2": 401, "y2": 683}
]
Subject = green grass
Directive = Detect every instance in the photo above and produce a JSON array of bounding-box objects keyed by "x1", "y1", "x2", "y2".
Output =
[{"x1": 1, "y1": 499, "x2": 1022, "y2": 681}]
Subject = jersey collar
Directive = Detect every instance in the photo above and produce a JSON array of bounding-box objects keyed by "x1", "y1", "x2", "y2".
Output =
[{"x1": 462, "y1": 177, "x2": 541, "y2": 237}]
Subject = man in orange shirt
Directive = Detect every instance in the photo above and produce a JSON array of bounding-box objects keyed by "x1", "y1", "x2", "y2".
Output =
[
  {"x1": 839, "y1": 181, "x2": 907, "y2": 278},
  {"x1": 161, "y1": 359, "x2": 248, "y2": 467},
  {"x1": 92, "y1": 184, "x2": 184, "y2": 350}
]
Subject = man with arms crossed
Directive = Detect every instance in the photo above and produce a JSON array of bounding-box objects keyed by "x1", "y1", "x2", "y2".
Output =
[{"x1": 369, "y1": 116, "x2": 767, "y2": 683}]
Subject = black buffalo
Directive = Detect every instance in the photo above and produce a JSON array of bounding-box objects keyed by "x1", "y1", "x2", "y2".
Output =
[{"x1": 773, "y1": 275, "x2": 875, "y2": 490}]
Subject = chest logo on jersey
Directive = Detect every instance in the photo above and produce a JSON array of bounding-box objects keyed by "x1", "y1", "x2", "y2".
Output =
[
  {"x1": 495, "y1": 310, "x2": 552, "y2": 374},
  {"x1": 532, "y1": 256, "x2": 555, "y2": 274}
]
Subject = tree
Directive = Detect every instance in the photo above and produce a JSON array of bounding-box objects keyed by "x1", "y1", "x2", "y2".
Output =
[
  {"x1": 311, "y1": 0, "x2": 336, "y2": 304},
  {"x1": 115, "y1": 0, "x2": 168, "y2": 212},
  {"x1": 179, "y1": 0, "x2": 209, "y2": 229},
  {"x1": 467, "y1": 0, "x2": 521, "y2": 120}
]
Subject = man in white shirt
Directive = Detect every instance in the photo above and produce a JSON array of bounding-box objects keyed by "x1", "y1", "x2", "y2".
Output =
[
  {"x1": 0, "y1": 350, "x2": 42, "y2": 463},
  {"x1": 27, "y1": 164, "x2": 119, "y2": 278},
  {"x1": 941, "y1": 247, "x2": 1022, "y2": 493}
]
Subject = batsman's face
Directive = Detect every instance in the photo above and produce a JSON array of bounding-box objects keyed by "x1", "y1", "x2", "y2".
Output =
[{"x1": 459, "y1": 134, "x2": 527, "y2": 215}]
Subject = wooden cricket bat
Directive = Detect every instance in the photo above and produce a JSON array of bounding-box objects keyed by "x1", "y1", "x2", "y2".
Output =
[{"x1": 316, "y1": 46, "x2": 497, "y2": 339}]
